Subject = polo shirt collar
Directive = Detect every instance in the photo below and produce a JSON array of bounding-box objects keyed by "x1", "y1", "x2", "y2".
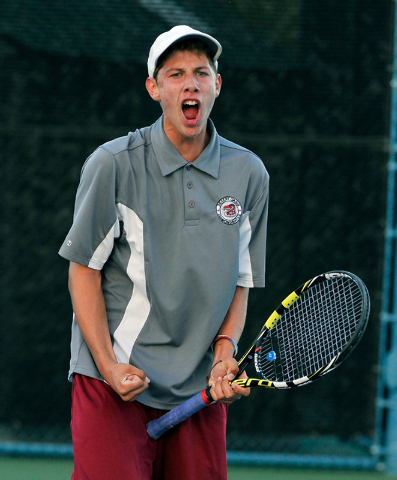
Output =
[{"x1": 151, "y1": 116, "x2": 220, "y2": 179}]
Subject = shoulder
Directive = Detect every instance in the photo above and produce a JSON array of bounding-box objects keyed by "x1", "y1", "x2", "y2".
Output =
[
  {"x1": 82, "y1": 128, "x2": 149, "y2": 174},
  {"x1": 219, "y1": 135, "x2": 269, "y2": 184},
  {"x1": 101, "y1": 128, "x2": 148, "y2": 156},
  {"x1": 219, "y1": 136, "x2": 264, "y2": 166}
]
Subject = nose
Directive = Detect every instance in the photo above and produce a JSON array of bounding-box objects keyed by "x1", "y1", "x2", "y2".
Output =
[{"x1": 184, "y1": 72, "x2": 199, "y2": 92}]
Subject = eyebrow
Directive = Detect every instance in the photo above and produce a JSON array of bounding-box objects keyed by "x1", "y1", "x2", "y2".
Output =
[{"x1": 164, "y1": 65, "x2": 211, "y2": 74}]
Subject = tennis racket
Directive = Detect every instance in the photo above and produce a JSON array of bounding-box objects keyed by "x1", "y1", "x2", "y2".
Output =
[{"x1": 147, "y1": 270, "x2": 370, "y2": 440}]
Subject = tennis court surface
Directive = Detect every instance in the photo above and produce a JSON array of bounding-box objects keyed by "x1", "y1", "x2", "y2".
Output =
[{"x1": 1, "y1": 458, "x2": 397, "y2": 480}]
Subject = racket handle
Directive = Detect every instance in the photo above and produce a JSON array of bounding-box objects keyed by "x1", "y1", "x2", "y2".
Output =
[{"x1": 146, "y1": 387, "x2": 213, "y2": 440}]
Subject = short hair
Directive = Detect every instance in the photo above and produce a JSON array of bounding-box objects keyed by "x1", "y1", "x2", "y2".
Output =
[{"x1": 153, "y1": 39, "x2": 218, "y2": 81}]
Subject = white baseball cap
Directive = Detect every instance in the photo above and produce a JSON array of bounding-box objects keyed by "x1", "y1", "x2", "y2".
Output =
[{"x1": 147, "y1": 25, "x2": 222, "y2": 78}]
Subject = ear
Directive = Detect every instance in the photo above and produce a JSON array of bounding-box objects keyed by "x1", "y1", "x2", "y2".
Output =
[
  {"x1": 146, "y1": 77, "x2": 161, "y2": 102},
  {"x1": 215, "y1": 74, "x2": 222, "y2": 98}
]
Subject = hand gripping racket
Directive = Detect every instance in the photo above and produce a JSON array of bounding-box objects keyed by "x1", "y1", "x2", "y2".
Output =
[{"x1": 147, "y1": 270, "x2": 370, "y2": 440}]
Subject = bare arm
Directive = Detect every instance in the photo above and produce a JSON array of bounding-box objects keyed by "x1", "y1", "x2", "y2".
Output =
[
  {"x1": 208, "y1": 286, "x2": 250, "y2": 403},
  {"x1": 68, "y1": 261, "x2": 150, "y2": 401}
]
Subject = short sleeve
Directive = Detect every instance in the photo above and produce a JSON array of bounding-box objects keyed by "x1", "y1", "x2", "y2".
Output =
[
  {"x1": 58, "y1": 147, "x2": 120, "y2": 269},
  {"x1": 238, "y1": 175, "x2": 269, "y2": 288}
]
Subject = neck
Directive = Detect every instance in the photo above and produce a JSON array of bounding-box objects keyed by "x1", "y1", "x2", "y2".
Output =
[
  {"x1": 176, "y1": 130, "x2": 210, "y2": 162},
  {"x1": 163, "y1": 121, "x2": 211, "y2": 162}
]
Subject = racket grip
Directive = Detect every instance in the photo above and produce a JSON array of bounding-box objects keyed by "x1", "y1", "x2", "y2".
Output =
[{"x1": 146, "y1": 387, "x2": 213, "y2": 440}]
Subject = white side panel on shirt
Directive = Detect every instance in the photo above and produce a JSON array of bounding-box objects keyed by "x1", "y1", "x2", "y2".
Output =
[
  {"x1": 238, "y1": 212, "x2": 254, "y2": 287},
  {"x1": 113, "y1": 204, "x2": 151, "y2": 363}
]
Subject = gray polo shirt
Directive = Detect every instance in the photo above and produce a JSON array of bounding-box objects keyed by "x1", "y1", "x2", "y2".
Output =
[{"x1": 59, "y1": 116, "x2": 269, "y2": 409}]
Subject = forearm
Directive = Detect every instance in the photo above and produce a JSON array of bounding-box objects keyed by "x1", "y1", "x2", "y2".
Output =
[
  {"x1": 208, "y1": 286, "x2": 250, "y2": 402},
  {"x1": 68, "y1": 261, "x2": 117, "y2": 380}
]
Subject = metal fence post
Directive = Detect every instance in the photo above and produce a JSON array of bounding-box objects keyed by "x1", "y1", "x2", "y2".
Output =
[{"x1": 376, "y1": 0, "x2": 397, "y2": 473}]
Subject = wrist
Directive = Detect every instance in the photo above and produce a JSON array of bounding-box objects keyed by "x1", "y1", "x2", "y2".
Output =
[
  {"x1": 95, "y1": 356, "x2": 119, "y2": 382},
  {"x1": 212, "y1": 335, "x2": 238, "y2": 358}
]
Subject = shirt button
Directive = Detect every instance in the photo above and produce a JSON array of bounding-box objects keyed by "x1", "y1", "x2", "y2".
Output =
[
  {"x1": 188, "y1": 201, "x2": 195, "y2": 208},
  {"x1": 186, "y1": 165, "x2": 192, "y2": 171},
  {"x1": 187, "y1": 182, "x2": 193, "y2": 189}
]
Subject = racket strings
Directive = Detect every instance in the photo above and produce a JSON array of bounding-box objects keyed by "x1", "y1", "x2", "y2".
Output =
[{"x1": 258, "y1": 276, "x2": 364, "y2": 382}]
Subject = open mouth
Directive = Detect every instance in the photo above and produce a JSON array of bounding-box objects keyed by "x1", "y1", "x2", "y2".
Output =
[{"x1": 182, "y1": 100, "x2": 200, "y2": 121}]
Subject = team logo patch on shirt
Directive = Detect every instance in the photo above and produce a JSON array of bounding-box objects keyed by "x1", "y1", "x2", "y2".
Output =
[{"x1": 216, "y1": 197, "x2": 242, "y2": 225}]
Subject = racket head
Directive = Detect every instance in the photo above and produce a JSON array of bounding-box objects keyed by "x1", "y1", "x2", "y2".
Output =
[{"x1": 254, "y1": 271, "x2": 370, "y2": 389}]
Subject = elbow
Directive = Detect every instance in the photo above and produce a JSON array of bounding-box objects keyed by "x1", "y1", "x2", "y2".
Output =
[{"x1": 68, "y1": 261, "x2": 102, "y2": 297}]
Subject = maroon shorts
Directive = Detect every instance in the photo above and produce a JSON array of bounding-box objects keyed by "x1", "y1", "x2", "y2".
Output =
[{"x1": 70, "y1": 374, "x2": 228, "y2": 480}]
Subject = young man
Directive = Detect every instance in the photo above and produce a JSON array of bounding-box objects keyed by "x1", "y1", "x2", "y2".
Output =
[{"x1": 59, "y1": 25, "x2": 269, "y2": 480}]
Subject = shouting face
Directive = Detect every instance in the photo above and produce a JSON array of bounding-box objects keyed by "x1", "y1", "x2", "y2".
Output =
[{"x1": 146, "y1": 49, "x2": 222, "y2": 151}]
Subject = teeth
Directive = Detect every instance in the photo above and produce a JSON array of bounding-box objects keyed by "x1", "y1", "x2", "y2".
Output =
[{"x1": 184, "y1": 101, "x2": 198, "y2": 106}]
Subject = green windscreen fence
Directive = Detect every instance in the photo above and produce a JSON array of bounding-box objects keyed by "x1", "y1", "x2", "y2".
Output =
[{"x1": 0, "y1": 0, "x2": 393, "y2": 468}]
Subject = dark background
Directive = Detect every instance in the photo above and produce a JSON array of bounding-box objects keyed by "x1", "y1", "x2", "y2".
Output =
[{"x1": 0, "y1": 0, "x2": 393, "y2": 453}]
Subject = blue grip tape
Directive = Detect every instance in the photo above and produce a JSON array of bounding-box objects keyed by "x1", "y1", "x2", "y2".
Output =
[{"x1": 146, "y1": 391, "x2": 211, "y2": 440}]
